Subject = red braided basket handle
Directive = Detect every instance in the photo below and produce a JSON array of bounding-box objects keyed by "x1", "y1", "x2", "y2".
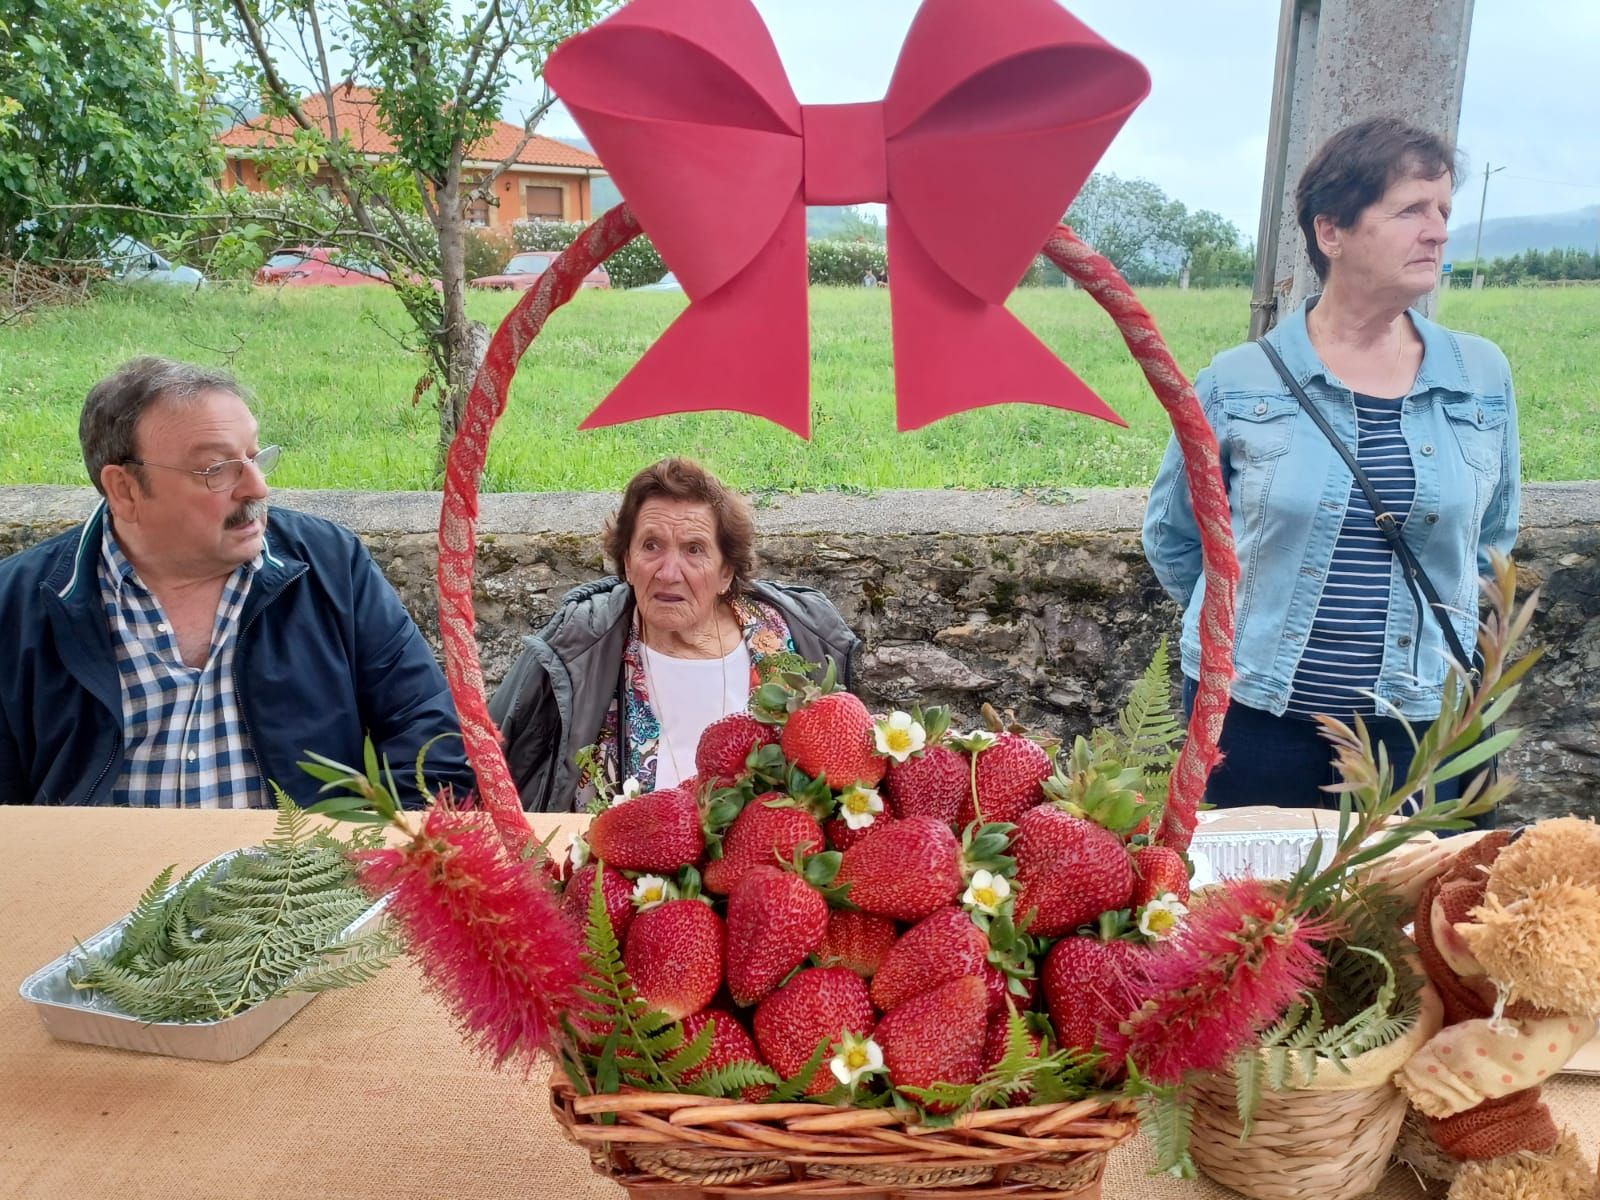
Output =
[
  {"x1": 1042, "y1": 227, "x2": 1237, "y2": 850},
  {"x1": 438, "y1": 204, "x2": 1236, "y2": 854}
]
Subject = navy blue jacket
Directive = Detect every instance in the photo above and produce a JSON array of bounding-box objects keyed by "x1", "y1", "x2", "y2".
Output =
[{"x1": 0, "y1": 502, "x2": 476, "y2": 806}]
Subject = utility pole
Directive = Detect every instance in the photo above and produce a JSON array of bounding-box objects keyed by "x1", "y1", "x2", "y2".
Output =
[
  {"x1": 1249, "y1": 0, "x2": 1475, "y2": 337},
  {"x1": 1470, "y1": 162, "x2": 1507, "y2": 289},
  {"x1": 190, "y1": 4, "x2": 205, "y2": 76},
  {"x1": 166, "y1": 13, "x2": 181, "y2": 89}
]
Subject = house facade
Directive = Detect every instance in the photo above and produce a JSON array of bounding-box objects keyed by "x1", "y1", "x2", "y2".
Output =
[{"x1": 217, "y1": 87, "x2": 607, "y2": 230}]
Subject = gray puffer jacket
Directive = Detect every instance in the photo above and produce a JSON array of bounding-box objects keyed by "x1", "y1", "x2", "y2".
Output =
[{"x1": 488, "y1": 577, "x2": 860, "y2": 812}]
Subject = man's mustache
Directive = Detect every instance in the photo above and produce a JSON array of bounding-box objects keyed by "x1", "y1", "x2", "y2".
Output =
[{"x1": 225, "y1": 500, "x2": 269, "y2": 530}]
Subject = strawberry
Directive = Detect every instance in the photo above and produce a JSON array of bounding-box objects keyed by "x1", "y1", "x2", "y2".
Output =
[
  {"x1": 824, "y1": 813, "x2": 883, "y2": 852},
  {"x1": 1041, "y1": 935, "x2": 1148, "y2": 1081},
  {"x1": 874, "y1": 974, "x2": 989, "y2": 1106},
  {"x1": 622, "y1": 899, "x2": 725, "y2": 1020},
  {"x1": 560, "y1": 862, "x2": 635, "y2": 942},
  {"x1": 696, "y1": 714, "x2": 779, "y2": 785},
  {"x1": 834, "y1": 816, "x2": 964, "y2": 922},
  {"x1": 703, "y1": 795, "x2": 823, "y2": 895},
  {"x1": 726, "y1": 865, "x2": 829, "y2": 1007},
  {"x1": 957, "y1": 733, "x2": 1051, "y2": 827},
  {"x1": 886, "y1": 743, "x2": 969, "y2": 828},
  {"x1": 753, "y1": 966, "x2": 875, "y2": 1096},
  {"x1": 1132, "y1": 844, "x2": 1191, "y2": 906},
  {"x1": 870, "y1": 907, "x2": 990, "y2": 1012},
  {"x1": 783, "y1": 692, "x2": 886, "y2": 789},
  {"x1": 681, "y1": 1010, "x2": 772, "y2": 1101},
  {"x1": 588, "y1": 787, "x2": 703, "y2": 873},
  {"x1": 1011, "y1": 805, "x2": 1135, "y2": 937},
  {"x1": 818, "y1": 910, "x2": 898, "y2": 978}
]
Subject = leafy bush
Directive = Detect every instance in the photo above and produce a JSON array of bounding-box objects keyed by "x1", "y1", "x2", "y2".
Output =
[
  {"x1": 0, "y1": 0, "x2": 221, "y2": 262},
  {"x1": 511, "y1": 218, "x2": 666, "y2": 289},
  {"x1": 464, "y1": 227, "x2": 515, "y2": 279},
  {"x1": 807, "y1": 239, "x2": 887, "y2": 286},
  {"x1": 512, "y1": 218, "x2": 584, "y2": 252}
]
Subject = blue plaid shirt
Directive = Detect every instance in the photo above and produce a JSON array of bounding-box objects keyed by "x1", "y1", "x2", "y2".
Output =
[{"x1": 99, "y1": 521, "x2": 268, "y2": 808}]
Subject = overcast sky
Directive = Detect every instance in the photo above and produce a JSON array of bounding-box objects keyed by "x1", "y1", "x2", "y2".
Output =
[{"x1": 524, "y1": 0, "x2": 1600, "y2": 243}]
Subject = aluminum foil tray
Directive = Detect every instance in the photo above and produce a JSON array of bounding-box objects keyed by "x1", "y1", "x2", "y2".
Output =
[
  {"x1": 1187, "y1": 816, "x2": 1344, "y2": 889},
  {"x1": 20, "y1": 848, "x2": 387, "y2": 1062}
]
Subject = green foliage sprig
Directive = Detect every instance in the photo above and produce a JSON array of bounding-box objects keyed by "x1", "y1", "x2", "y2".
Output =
[
  {"x1": 897, "y1": 1008, "x2": 1096, "y2": 1125},
  {"x1": 562, "y1": 868, "x2": 780, "y2": 1100},
  {"x1": 69, "y1": 789, "x2": 395, "y2": 1023}
]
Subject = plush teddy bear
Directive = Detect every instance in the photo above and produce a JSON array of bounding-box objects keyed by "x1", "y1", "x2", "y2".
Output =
[{"x1": 1392, "y1": 817, "x2": 1600, "y2": 1199}]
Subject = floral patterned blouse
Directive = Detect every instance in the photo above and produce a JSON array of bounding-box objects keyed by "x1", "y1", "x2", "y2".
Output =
[{"x1": 584, "y1": 595, "x2": 795, "y2": 795}]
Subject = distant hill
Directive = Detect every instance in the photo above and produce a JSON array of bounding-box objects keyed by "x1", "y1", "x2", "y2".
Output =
[{"x1": 1449, "y1": 204, "x2": 1600, "y2": 263}]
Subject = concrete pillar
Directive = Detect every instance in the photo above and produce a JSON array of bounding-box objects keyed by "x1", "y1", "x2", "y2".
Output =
[{"x1": 1249, "y1": 0, "x2": 1475, "y2": 337}]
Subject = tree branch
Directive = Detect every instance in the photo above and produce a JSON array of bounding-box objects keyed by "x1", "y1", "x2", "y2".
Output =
[
  {"x1": 474, "y1": 86, "x2": 557, "y2": 197},
  {"x1": 457, "y1": 0, "x2": 506, "y2": 101},
  {"x1": 226, "y1": 0, "x2": 318, "y2": 135}
]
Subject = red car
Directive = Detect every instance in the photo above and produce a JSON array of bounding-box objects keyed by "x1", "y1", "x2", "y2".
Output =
[
  {"x1": 255, "y1": 246, "x2": 394, "y2": 287},
  {"x1": 470, "y1": 250, "x2": 610, "y2": 291}
]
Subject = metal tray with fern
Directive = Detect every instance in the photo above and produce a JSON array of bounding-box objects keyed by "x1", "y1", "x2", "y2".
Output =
[{"x1": 19, "y1": 798, "x2": 394, "y2": 1062}]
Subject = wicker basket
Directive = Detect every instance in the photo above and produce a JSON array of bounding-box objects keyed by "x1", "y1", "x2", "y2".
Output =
[
  {"x1": 1186, "y1": 982, "x2": 1444, "y2": 1200},
  {"x1": 1188, "y1": 1069, "x2": 1408, "y2": 1200},
  {"x1": 549, "y1": 1076, "x2": 1138, "y2": 1199}
]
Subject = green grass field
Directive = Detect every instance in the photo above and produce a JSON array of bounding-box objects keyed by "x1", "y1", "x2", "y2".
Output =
[{"x1": 1, "y1": 284, "x2": 1594, "y2": 491}]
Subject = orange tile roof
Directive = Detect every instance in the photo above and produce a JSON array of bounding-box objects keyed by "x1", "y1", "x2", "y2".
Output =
[{"x1": 217, "y1": 85, "x2": 603, "y2": 170}]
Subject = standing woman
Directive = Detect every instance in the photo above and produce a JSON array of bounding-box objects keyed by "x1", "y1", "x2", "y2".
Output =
[{"x1": 1143, "y1": 116, "x2": 1520, "y2": 808}]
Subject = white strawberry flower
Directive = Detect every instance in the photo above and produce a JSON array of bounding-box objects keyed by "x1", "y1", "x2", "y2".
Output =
[
  {"x1": 829, "y1": 1031, "x2": 885, "y2": 1088},
  {"x1": 874, "y1": 711, "x2": 926, "y2": 763},
  {"x1": 631, "y1": 874, "x2": 677, "y2": 911},
  {"x1": 613, "y1": 776, "x2": 644, "y2": 804},
  {"x1": 1138, "y1": 894, "x2": 1189, "y2": 940},
  {"x1": 962, "y1": 729, "x2": 999, "y2": 752},
  {"x1": 962, "y1": 869, "x2": 1011, "y2": 916},
  {"x1": 567, "y1": 833, "x2": 590, "y2": 872},
  {"x1": 838, "y1": 785, "x2": 885, "y2": 830}
]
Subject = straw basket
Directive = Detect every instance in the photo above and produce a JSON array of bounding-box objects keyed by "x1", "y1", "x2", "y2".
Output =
[
  {"x1": 1186, "y1": 983, "x2": 1444, "y2": 1200},
  {"x1": 549, "y1": 1077, "x2": 1139, "y2": 1199}
]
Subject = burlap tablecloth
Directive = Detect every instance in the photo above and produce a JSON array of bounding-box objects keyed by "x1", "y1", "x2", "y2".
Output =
[{"x1": 2, "y1": 806, "x2": 1594, "y2": 1199}]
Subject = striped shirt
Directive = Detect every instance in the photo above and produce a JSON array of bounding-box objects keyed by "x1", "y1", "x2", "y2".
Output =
[
  {"x1": 1287, "y1": 393, "x2": 1417, "y2": 719},
  {"x1": 100, "y1": 522, "x2": 268, "y2": 808}
]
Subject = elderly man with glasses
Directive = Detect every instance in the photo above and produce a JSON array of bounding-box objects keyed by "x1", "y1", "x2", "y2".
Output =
[{"x1": 0, "y1": 356, "x2": 476, "y2": 808}]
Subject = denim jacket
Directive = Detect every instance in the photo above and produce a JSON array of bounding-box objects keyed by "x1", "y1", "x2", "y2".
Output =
[{"x1": 1142, "y1": 299, "x2": 1520, "y2": 720}]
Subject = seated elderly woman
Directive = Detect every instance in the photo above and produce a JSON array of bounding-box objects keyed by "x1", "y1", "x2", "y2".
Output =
[{"x1": 489, "y1": 458, "x2": 860, "y2": 811}]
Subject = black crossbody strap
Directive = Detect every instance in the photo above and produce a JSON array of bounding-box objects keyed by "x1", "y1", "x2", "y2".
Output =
[{"x1": 1254, "y1": 339, "x2": 1478, "y2": 680}]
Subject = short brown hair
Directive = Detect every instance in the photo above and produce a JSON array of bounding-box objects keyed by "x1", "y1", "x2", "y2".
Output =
[
  {"x1": 604, "y1": 458, "x2": 758, "y2": 593},
  {"x1": 81, "y1": 356, "x2": 248, "y2": 495},
  {"x1": 1296, "y1": 115, "x2": 1459, "y2": 281}
]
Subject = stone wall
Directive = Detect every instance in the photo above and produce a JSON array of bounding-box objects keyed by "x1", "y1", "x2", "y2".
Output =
[{"x1": 4, "y1": 484, "x2": 1596, "y2": 823}]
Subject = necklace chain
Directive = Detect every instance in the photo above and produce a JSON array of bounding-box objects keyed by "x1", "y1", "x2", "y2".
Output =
[{"x1": 637, "y1": 603, "x2": 738, "y2": 787}]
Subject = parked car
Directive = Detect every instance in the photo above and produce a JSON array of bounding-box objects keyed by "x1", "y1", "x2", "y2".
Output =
[
  {"x1": 102, "y1": 235, "x2": 206, "y2": 287},
  {"x1": 634, "y1": 270, "x2": 683, "y2": 293},
  {"x1": 255, "y1": 246, "x2": 392, "y2": 287},
  {"x1": 469, "y1": 250, "x2": 610, "y2": 291}
]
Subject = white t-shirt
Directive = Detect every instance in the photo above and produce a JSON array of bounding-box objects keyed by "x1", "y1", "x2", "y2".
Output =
[{"x1": 642, "y1": 641, "x2": 752, "y2": 790}]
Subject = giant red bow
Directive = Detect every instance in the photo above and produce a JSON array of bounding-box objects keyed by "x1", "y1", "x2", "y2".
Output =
[{"x1": 546, "y1": 0, "x2": 1150, "y2": 437}]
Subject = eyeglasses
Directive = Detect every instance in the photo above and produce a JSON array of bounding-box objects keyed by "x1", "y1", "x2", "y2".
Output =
[{"x1": 124, "y1": 445, "x2": 282, "y2": 492}]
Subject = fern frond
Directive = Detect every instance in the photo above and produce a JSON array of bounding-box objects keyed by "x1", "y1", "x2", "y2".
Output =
[
  {"x1": 767, "y1": 1038, "x2": 832, "y2": 1103},
  {"x1": 682, "y1": 1060, "x2": 782, "y2": 1098},
  {"x1": 658, "y1": 1019, "x2": 716, "y2": 1081},
  {"x1": 1114, "y1": 637, "x2": 1185, "y2": 770},
  {"x1": 68, "y1": 796, "x2": 392, "y2": 1023},
  {"x1": 1233, "y1": 1048, "x2": 1264, "y2": 1137}
]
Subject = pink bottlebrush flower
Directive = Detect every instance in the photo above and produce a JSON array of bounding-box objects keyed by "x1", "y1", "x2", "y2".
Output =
[
  {"x1": 1125, "y1": 877, "x2": 1333, "y2": 1085},
  {"x1": 354, "y1": 807, "x2": 582, "y2": 1071}
]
